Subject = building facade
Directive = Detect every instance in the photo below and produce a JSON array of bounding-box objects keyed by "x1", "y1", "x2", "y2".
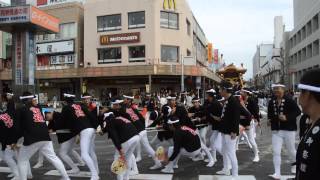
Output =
[
  {"x1": 288, "y1": 0, "x2": 320, "y2": 91},
  {"x1": 0, "y1": 0, "x2": 219, "y2": 101},
  {"x1": 35, "y1": 1, "x2": 84, "y2": 99},
  {"x1": 83, "y1": 0, "x2": 220, "y2": 97}
]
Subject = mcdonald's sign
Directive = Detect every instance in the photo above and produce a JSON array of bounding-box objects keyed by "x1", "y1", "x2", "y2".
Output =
[{"x1": 163, "y1": 0, "x2": 176, "y2": 10}]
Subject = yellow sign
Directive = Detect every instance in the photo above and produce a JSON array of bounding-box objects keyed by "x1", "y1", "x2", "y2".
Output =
[
  {"x1": 207, "y1": 43, "x2": 213, "y2": 64},
  {"x1": 163, "y1": 0, "x2": 176, "y2": 10}
]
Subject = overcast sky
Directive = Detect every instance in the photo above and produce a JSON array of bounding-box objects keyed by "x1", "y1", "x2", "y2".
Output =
[
  {"x1": 187, "y1": 0, "x2": 293, "y2": 79},
  {"x1": 2, "y1": 0, "x2": 293, "y2": 79}
]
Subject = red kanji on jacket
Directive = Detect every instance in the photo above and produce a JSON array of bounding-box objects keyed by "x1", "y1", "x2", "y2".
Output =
[
  {"x1": 72, "y1": 104, "x2": 85, "y2": 118},
  {"x1": 30, "y1": 107, "x2": 45, "y2": 123},
  {"x1": 0, "y1": 113, "x2": 13, "y2": 128}
]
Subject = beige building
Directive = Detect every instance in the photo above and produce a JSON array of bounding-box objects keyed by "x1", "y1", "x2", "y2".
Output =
[{"x1": 84, "y1": 0, "x2": 220, "y2": 97}]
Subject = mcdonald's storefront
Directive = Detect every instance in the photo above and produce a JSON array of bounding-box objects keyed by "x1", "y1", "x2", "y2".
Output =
[{"x1": 83, "y1": 0, "x2": 221, "y2": 97}]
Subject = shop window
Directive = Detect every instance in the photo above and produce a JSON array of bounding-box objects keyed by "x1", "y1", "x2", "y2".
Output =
[
  {"x1": 66, "y1": 55, "x2": 75, "y2": 64},
  {"x1": 129, "y1": 46, "x2": 145, "y2": 62},
  {"x1": 60, "y1": 23, "x2": 76, "y2": 39},
  {"x1": 160, "y1": 11, "x2": 179, "y2": 29},
  {"x1": 161, "y1": 45, "x2": 179, "y2": 62},
  {"x1": 97, "y1": 14, "x2": 121, "y2": 32},
  {"x1": 98, "y1": 47, "x2": 122, "y2": 64},
  {"x1": 128, "y1": 11, "x2": 145, "y2": 29}
]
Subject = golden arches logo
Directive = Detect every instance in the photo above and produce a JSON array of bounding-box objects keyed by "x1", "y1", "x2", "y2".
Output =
[{"x1": 163, "y1": 0, "x2": 176, "y2": 10}]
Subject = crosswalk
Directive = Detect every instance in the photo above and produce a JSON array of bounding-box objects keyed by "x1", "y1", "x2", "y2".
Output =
[
  {"x1": 42, "y1": 171, "x2": 295, "y2": 180},
  {"x1": 0, "y1": 167, "x2": 296, "y2": 180}
]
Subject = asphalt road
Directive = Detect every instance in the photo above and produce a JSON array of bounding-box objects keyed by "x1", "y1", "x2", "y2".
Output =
[{"x1": 0, "y1": 118, "x2": 296, "y2": 180}]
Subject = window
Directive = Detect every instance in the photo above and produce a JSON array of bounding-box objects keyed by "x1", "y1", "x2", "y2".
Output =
[
  {"x1": 128, "y1": 11, "x2": 145, "y2": 29},
  {"x1": 98, "y1": 47, "x2": 121, "y2": 64},
  {"x1": 186, "y1": 19, "x2": 191, "y2": 36},
  {"x1": 161, "y1": 45, "x2": 179, "y2": 62},
  {"x1": 160, "y1": 11, "x2": 178, "y2": 29},
  {"x1": 187, "y1": 49, "x2": 191, "y2": 56},
  {"x1": 313, "y1": 40, "x2": 319, "y2": 56},
  {"x1": 51, "y1": 56, "x2": 58, "y2": 65},
  {"x1": 59, "y1": 55, "x2": 65, "y2": 64},
  {"x1": 43, "y1": 34, "x2": 49, "y2": 41},
  {"x1": 66, "y1": 55, "x2": 75, "y2": 64},
  {"x1": 60, "y1": 23, "x2": 76, "y2": 39},
  {"x1": 129, "y1": 46, "x2": 145, "y2": 62},
  {"x1": 97, "y1": 14, "x2": 121, "y2": 32},
  {"x1": 313, "y1": 14, "x2": 319, "y2": 32}
]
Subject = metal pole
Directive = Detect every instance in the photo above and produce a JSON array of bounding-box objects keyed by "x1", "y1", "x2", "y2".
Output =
[{"x1": 181, "y1": 55, "x2": 184, "y2": 92}]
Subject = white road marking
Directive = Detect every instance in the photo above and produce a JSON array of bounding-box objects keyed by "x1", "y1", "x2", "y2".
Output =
[
  {"x1": 281, "y1": 175, "x2": 295, "y2": 180},
  {"x1": 199, "y1": 175, "x2": 256, "y2": 180},
  {"x1": 130, "y1": 174, "x2": 173, "y2": 180},
  {"x1": 0, "y1": 167, "x2": 11, "y2": 173},
  {"x1": 44, "y1": 170, "x2": 91, "y2": 178}
]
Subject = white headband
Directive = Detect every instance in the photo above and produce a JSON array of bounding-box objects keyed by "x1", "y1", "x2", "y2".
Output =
[
  {"x1": 111, "y1": 100, "x2": 124, "y2": 104},
  {"x1": 81, "y1": 95, "x2": 92, "y2": 99},
  {"x1": 64, "y1": 93, "x2": 75, "y2": 98},
  {"x1": 167, "y1": 119, "x2": 179, "y2": 124},
  {"x1": 123, "y1": 95, "x2": 134, "y2": 100},
  {"x1": 206, "y1": 89, "x2": 216, "y2": 93},
  {"x1": 298, "y1": 84, "x2": 320, "y2": 93},
  {"x1": 19, "y1": 95, "x2": 35, "y2": 100},
  {"x1": 6, "y1": 93, "x2": 14, "y2": 96},
  {"x1": 192, "y1": 99, "x2": 200, "y2": 102},
  {"x1": 272, "y1": 84, "x2": 285, "y2": 88},
  {"x1": 241, "y1": 89, "x2": 252, "y2": 94},
  {"x1": 166, "y1": 96, "x2": 176, "y2": 100},
  {"x1": 218, "y1": 97, "x2": 225, "y2": 101},
  {"x1": 104, "y1": 112, "x2": 114, "y2": 120}
]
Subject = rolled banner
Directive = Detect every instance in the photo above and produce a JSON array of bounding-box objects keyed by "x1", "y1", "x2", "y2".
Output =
[
  {"x1": 111, "y1": 158, "x2": 127, "y2": 175},
  {"x1": 155, "y1": 146, "x2": 167, "y2": 162}
]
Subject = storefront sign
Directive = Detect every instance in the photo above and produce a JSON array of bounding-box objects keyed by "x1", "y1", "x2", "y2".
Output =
[
  {"x1": 36, "y1": 40, "x2": 74, "y2": 54},
  {"x1": 100, "y1": 32, "x2": 140, "y2": 45},
  {"x1": 207, "y1": 43, "x2": 213, "y2": 64},
  {"x1": 213, "y1": 49, "x2": 219, "y2": 64},
  {"x1": 37, "y1": 0, "x2": 81, "y2": 7},
  {"x1": 0, "y1": 6, "x2": 60, "y2": 33},
  {"x1": 0, "y1": 6, "x2": 30, "y2": 24},
  {"x1": 30, "y1": 6, "x2": 60, "y2": 33},
  {"x1": 28, "y1": 32, "x2": 35, "y2": 85},
  {"x1": 15, "y1": 32, "x2": 23, "y2": 85},
  {"x1": 163, "y1": 0, "x2": 176, "y2": 10}
]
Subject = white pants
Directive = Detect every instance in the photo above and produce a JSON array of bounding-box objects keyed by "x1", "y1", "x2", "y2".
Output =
[
  {"x1": 272, "y1": 130, "x2": 296, "y2": 176},
  {"x1": 245, "y1": 123, "x2": 259, "y2": 156},
  {"x1": 80, "y1": 128, "x2": 99, "y2": 178},
  {"x1": 59, "y1": 136, "x2": 80, "y2": 170},
  {"x1": 136, "y1": 130, "x2": 159, "y2": 163},
  {"x1": 222, "y1": 134, "x2": 238, "y2": 177},
  {"x1": 18, "y1": 141, "x2": 69, "y2": 180},
  {"x1": 114, "y1": 135, "x2": 140, "y2": 180},
  {"x1": 1, "y1": 146, "x2": 20, "y2": 178},
  {"x1": 196, "y1": 129, "x2": 214, "y2": 163},
  {"x1": 167, "y1": 146, "x2": 201, "y2": 168},
  {"x1": 198, "y1": 127, "x2": 208, "y2": 145},
  {"x1": 209, "y1": 130, "x2": 222, "y2": 161},
  {"x1": 206, "y1": 125, "x2": 213, "y2": 147}
]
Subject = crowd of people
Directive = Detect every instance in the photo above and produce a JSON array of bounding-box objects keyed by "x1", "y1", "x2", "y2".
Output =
[{"x1": 0, "y1": 69, "x2": 320, "y2": 180}]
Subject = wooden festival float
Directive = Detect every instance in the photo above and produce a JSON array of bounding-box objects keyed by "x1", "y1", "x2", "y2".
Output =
[{"x1": 217, "y1": 63, "x2": 247, "y2": 88}]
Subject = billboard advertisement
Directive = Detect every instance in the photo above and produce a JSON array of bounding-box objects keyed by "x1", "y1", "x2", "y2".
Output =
[
  {"x1": 213, "y1": 49, "x2": 219, "y2": 64},
  {"x1": 0, "y1": 6, "x2": 30, "y2": 24},
  {"x1": 30, "y1": 6, "x2": 59, "y2": 33},
  {"x1": 207, "y1": 43, "x2": 213, "y2": 64},
  {"x1": 36, "y1": 40, "x2": 74, "y2": 54}
]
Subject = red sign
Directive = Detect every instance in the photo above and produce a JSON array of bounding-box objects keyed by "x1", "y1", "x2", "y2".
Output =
[
  {"x1": 30, "y1": 6, "x2": 60, "y2": 33},
  {"x1": 37, "y1": 0, "x2": 48, "y2": 6},
  {"x1": 213, "y1": 49, "x2": 219, "y2": 64},
  {"x1": 100, "y1": 32, "x2": 140, "y2": 45}
]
